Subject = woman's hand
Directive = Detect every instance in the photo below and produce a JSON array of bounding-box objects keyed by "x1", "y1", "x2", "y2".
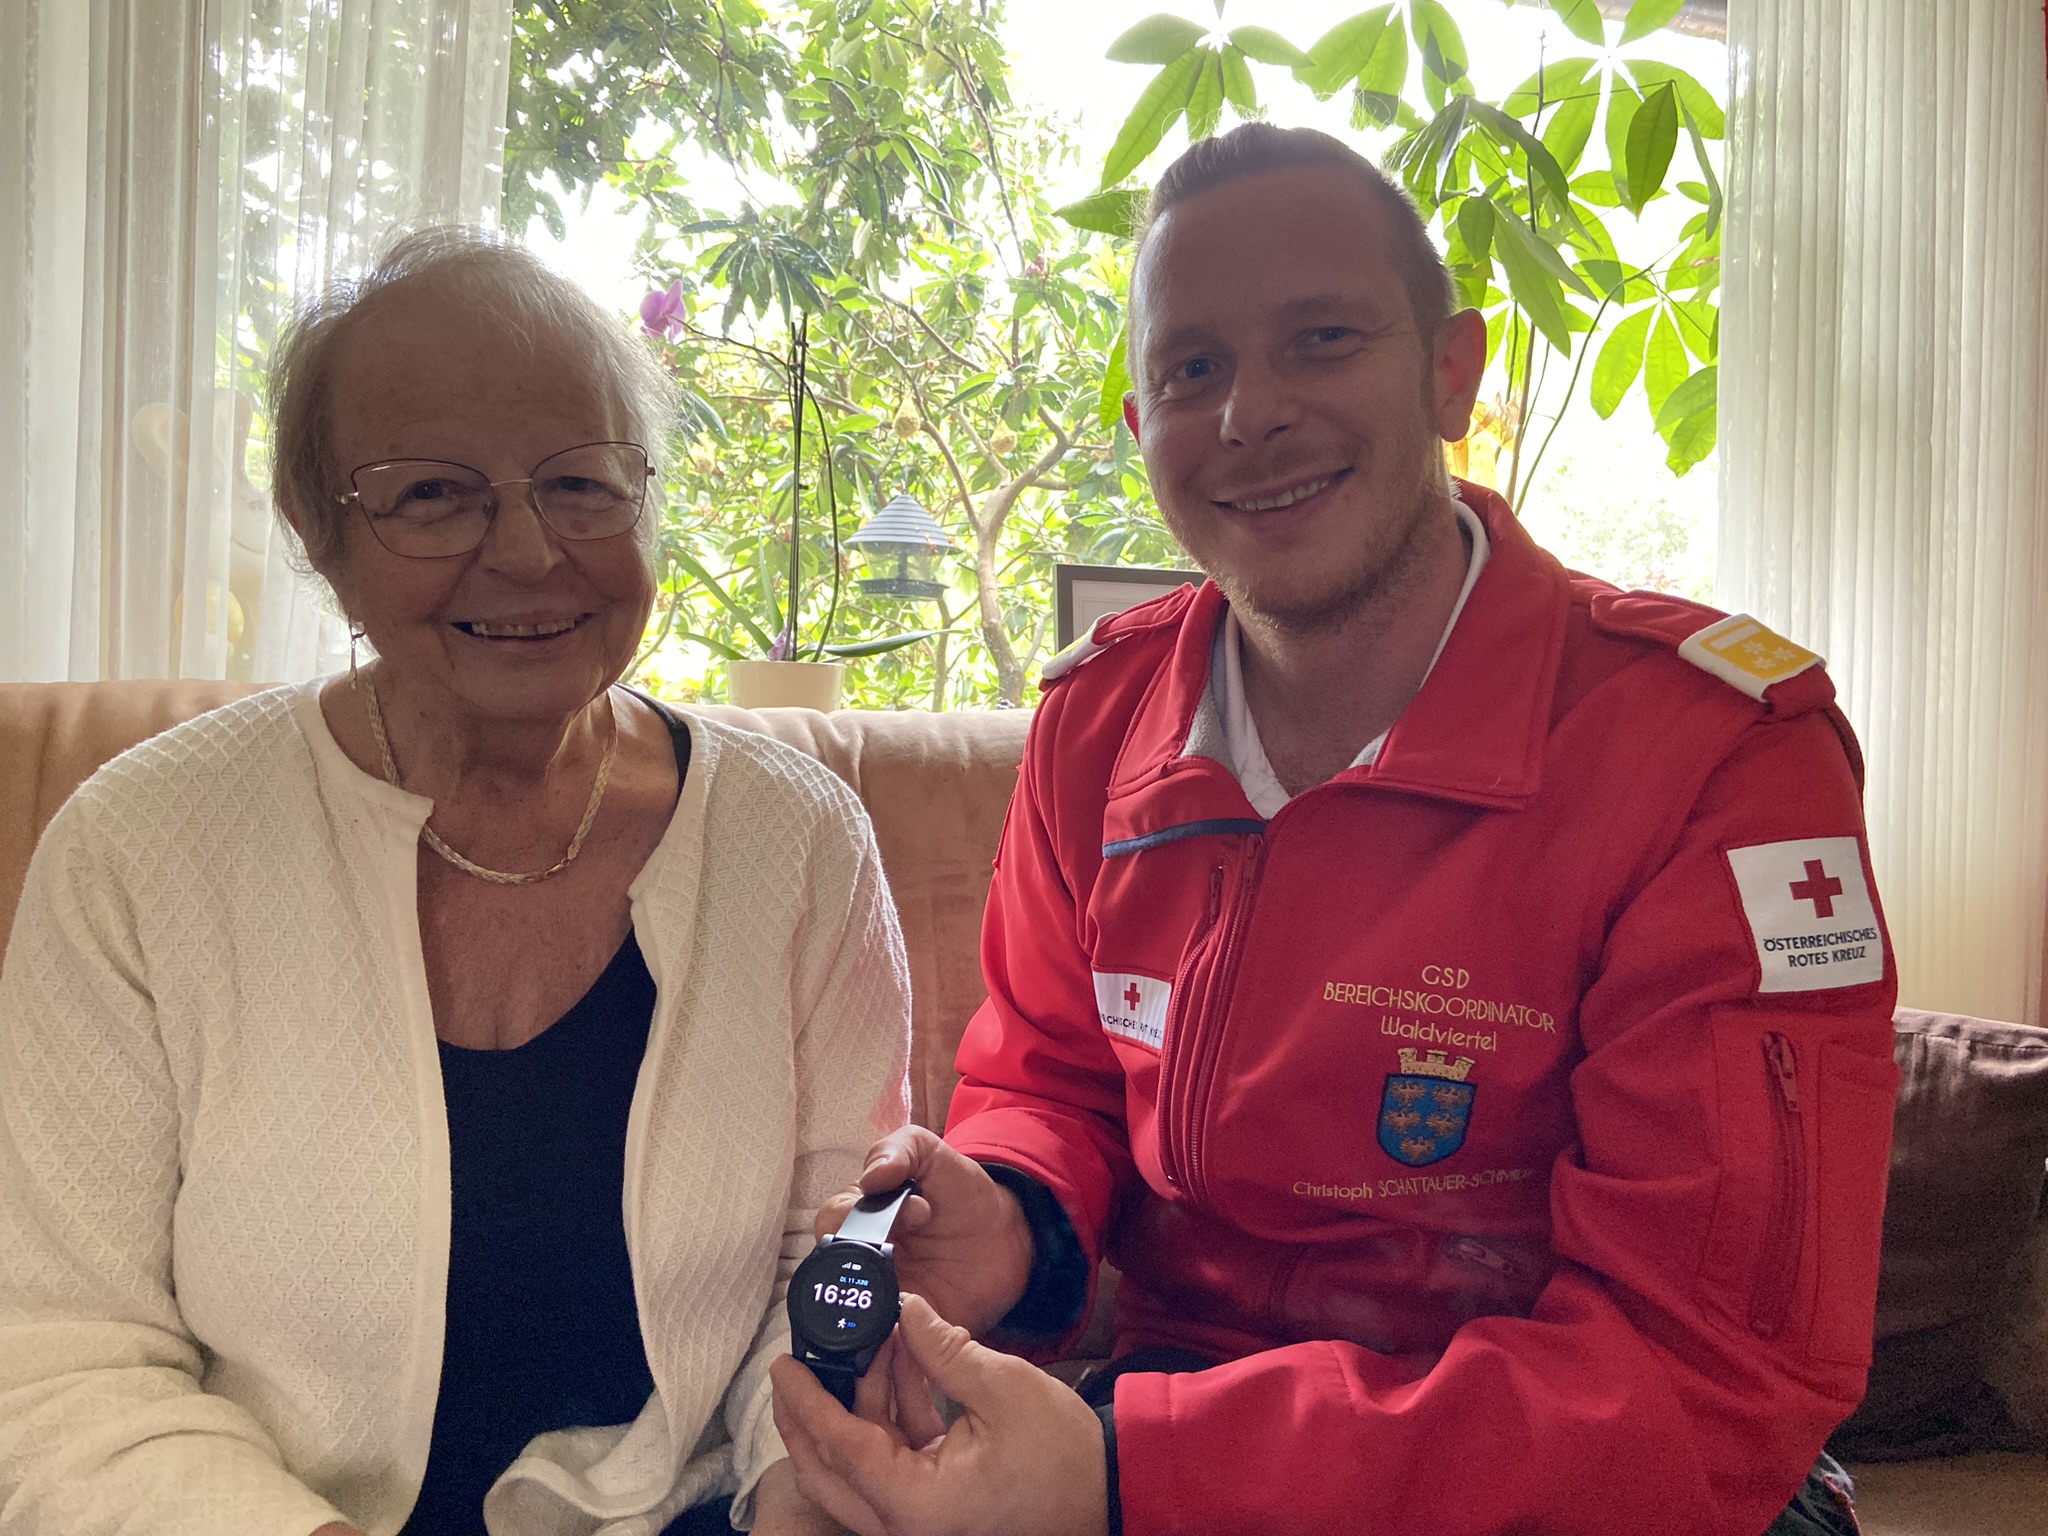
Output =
[
  {"x1": 815, "y1": 1128, "x2": 1034, "y2": 1337},
  {"x1": 753, "y1": 1455, "x2": 854, "y2": 1535},
  {"x1": 309, "y1": 1524, "x2": 365, "y2": 1536}
]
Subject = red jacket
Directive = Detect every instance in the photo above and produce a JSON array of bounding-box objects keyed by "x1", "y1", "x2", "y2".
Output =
[{"x1": 945, "y1": 486, "x2": 1899, "y2": 1536}]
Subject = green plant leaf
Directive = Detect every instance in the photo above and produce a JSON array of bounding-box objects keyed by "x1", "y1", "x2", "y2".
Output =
[
  {"x1": 1491, "y1": 211, "x2": 1576, "y2": 353},
  {"x1": 1106, "y1": 14, "x2": 1206, "y2": 65},
  {"x1": 1359, "y1": 18, "x2": 1409, "y2": 97},
  {"x1": 1620, "y1": 0, "x2": 1688, "y2": 44},
  {"x1": 1296, "y1": 5, "x2": 1395, "y2": 98},
  {"x1": 1055, "y1": 187, "x2": 1147, "y2": 237},
  {"x1": 1624, "y1": 60, "x2": 1725, "y2": 139},
  {"x1": 1468, "y1": 102, "x2": 1580, "y2": 230},
  {"x1": 1665, "y1": 228, "x2": 1722, "y2": 295},
  {"x1": 1502, "y1": 57, "x2": 1597, "y2": 118},
  {"x1": 824, "y1": 629, "x2": 942, "y2": 658},
  {"x1": 1590, "y1": 307, "x2": 1653, "y2": 418},
  {"x1": 1352, "y1": 87, "x2": 1403, "y2": 130},
  {"x1": 1678, "y1": 96, "x2": 1724, "y2": 239},
  {"x1": 1220, "y1": 46, "x2": 1257, "y2": 114},
  {"x1": 1228, "y1": 25, "x2": 1309, "y2": 67},
  {"x1": 1456, "y1": 194, "x2": 1496, "y2": 266},
  {"x1": 1099, "y1": 327, "x2": 1131, "y2": 434},
  {"x1": 1545, "y1": 0, "x2": 1607, "y2": 45},
  {"x1": 1674, "y1": 296, "x2": 1719, "y2": 363},
  {"x1": 1662, "y1": 400, "x2": 1718, "y2": 474},
  {"x1": 1571, "y1": 170, "x2": 1622, "y2": 206},
  {"x1": 943, "y1": 375, "x2": 997, "y2": 408},
  {"x1": 1409, "y1": 0, "x2": 1469, "y2": 110},
  {"x1": 1644, "y1": 308, "x2": 1688, "y2": 420},
  {"x1": 1604, "y1": 79, "x2": 1642, "y2": 208},
  {"x1": 677, "y1": 629, "x2": 745, "y2": 662},
  {"x1": 672, "y1": 546, "x2": 777, "y2": 653},
  {"x1": 1656, "y1": 367, "x2": 1720, "y2": 444},
  {"x1": 1576, "y1": 255, "x2": 1623, "y2": 298},
  {"x1": 1494, "y1": 198, "x2": 1597, "y2": 297},
  {"x1": 1347, "y1": 16, "x2": 1408, "y2": 125},
  {"x1": 1101, "y1": 51, "x2": 1202, "y2": 186},
  {"x1": 1390, "y1": 95, "x2": 1473, "y2": 207},
  {"x1": 1563, "y1": 197, "x2": 1619, "y2": 260},
  {"x1": 1624, "y1": 82, "x2": 1680, "y2": 215},
  {"x1": 1186, "y1": 52, "x2": 1226, "y2": 139},
  {"x1": 1542, "y1": 88, "x2": 1599, "y2": 174}
]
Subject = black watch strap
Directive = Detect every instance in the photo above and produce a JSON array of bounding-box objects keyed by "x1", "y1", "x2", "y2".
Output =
[
  {"x1": 1096, "y1": 1401, "x2": 1122, "y2": 1536},
  {"x1": 804, "y1": 1355, "x2": 861, "y2": 1410}
]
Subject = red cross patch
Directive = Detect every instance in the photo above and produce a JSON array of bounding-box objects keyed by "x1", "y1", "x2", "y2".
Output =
[
  {"x1": 1724, "y1": 837, "x2": 1884, "y2": 993},
  {"x1": 1093, "y1": 972, "x2": 1171, "y2": 1051}
]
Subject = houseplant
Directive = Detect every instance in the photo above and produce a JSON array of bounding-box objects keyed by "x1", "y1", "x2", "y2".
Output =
[
  {"x1": 638, "y1": 299, "x2": 937, "y2": 709},
  {"x1": 1059, "y1": 0, "x2": 1724, "y2": 499}
]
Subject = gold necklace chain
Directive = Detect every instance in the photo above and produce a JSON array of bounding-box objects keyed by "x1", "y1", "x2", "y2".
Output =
[{"x1": 357, "y1": 667, "x2": 617, "y2": 886}]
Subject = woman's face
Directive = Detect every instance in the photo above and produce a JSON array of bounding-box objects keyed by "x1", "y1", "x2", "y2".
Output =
[{"x1": 315, "y1": 286, "x2": 657, "y2": 726}]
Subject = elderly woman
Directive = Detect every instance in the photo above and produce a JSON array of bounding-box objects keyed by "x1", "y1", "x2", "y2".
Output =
[{"x1": 0, "y1": 231, "x2": 906, "y2": 1536}]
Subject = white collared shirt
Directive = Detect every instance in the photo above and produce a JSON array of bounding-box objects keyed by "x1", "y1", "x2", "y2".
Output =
[{"x1": 1215, "y1": 495, "x2": 1491, "y2": 818}]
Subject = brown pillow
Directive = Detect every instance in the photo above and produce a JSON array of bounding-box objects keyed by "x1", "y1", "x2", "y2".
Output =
[{"x1": 1829, "y1": 1010, "x2": 2048, "y2": 1462}]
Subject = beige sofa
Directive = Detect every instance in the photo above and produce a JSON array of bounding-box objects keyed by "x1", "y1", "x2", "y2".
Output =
[{"x1": 2, "y1": 681, "x2": 2044, "y2": 1535}]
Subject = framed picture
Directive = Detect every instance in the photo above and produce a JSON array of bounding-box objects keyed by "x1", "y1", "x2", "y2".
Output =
[{"x1": 1054, "y1": 563, "x2": 1199, "y2": 651}]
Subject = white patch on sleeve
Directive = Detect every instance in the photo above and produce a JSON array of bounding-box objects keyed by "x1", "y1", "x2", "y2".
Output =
[
  {"x1": 1725, "y1": 837, "x2": 1885, "y2": 993},
  {"x1": 1093, "y1": 972, "x2": 1171, "y2": 1050}
]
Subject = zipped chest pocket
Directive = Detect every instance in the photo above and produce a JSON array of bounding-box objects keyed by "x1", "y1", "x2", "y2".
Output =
[{"x1": 1156, "y1": 840, "x2": 1265, "y2": 1203}]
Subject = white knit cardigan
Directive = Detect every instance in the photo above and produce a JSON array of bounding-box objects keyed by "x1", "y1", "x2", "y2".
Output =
[{"x1": 0, "y1": 685, "x2": 912, "y2": 1536}]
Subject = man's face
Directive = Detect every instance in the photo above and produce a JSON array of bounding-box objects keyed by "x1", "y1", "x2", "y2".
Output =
[{"x1": 1128, "y1": 165, "x2": 1482, "y2": 631}]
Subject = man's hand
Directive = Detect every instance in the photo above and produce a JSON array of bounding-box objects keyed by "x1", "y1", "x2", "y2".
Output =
[
  {"x1": 770, "y1": 1296, "x2": 1108, "y2": 1536},
  {"x1": 752, "y1": 1455, "x2": 855, "y2": 1535},
  {"x1": 819, "y1": 1127, "x2": 1034, "y2": 1336}
]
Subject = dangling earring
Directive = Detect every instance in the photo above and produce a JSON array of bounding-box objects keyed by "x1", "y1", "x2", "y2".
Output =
[{"x1": 348, "y1": 621, "x2": 367, "y2": 688}]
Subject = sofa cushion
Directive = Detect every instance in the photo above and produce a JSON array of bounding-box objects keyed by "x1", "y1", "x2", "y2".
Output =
[
  {"x1": 686, "y1": 705, "x2": 1030, "y2": 1129},
  {"x1": 0, "y1": 681, "x2": 261, "y2": 964},
  {"x1": 1847, "y1": 1451, "x2": 2048, "y2": 1536},
  {"x1": 1830, "y1": 1011, "x2": 2048, "y2": 1461}
]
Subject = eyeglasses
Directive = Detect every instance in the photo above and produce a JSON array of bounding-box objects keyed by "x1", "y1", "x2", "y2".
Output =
[{"x1": 337, "y1": 441, "x2": 652, "y2": 558}]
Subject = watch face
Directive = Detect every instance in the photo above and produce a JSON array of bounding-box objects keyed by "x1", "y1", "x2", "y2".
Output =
[{"x1": 789, "y1": 1244, "x2": 900, "y2": 1354}]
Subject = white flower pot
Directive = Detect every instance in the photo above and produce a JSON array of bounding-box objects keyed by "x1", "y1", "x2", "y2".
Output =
[{"x1": 724, "y1": 659, "x2": 844, "y2": 711}]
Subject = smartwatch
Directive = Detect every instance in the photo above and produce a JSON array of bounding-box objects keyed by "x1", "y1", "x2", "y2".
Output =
[{"x1": 786, "y1": 1181, "x2": 917, "y2": 1408}]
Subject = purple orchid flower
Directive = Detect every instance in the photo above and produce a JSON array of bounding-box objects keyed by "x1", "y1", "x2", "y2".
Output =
[{"x1": 639, "y1": 280, "x2": 686, "y2": 340}]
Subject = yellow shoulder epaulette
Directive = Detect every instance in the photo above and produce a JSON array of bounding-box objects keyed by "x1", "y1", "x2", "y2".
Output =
[{"x1": 1675, "y1": 613, "x2": 1824, "y2": 702}]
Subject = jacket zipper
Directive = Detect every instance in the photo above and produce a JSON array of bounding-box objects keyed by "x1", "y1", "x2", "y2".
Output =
[
  {"x1": 1446, "y1": 1235, "x2": 1523, "y2": 1280},
  {"x1": 1179, "y1": 837, "x2": 1267, "y2": 1204},
  {"x1": 1158, "y1": 864, "x2": 1226, "y2": 1191},
  {"x1": 1750, "y1": 1031, "x2": 1806, "y2": 1339}
]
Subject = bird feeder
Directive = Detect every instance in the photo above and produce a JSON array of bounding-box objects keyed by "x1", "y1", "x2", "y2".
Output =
[{"x1": 846, "y1": 493, "x2": 957, "y2": 601}]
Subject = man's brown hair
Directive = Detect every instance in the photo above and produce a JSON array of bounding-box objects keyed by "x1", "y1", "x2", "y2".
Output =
[{"x1": 1140, "y1": 123, "x2": 1455, "y2": 342}]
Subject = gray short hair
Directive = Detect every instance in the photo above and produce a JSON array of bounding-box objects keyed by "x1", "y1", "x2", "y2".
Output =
[{"x1": 269, "y1": 226, "x2": 676, "y2": 568}]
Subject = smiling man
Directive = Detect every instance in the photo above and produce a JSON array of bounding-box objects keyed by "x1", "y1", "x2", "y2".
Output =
[{"x1": 770, "y1": 125, "x2": 1898, "y2": 1536}]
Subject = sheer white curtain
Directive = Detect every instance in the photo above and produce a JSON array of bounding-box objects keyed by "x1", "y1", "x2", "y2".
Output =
[
  {"x1": 0, "y1": 0, "x2": 515, "y2": 684},
  {"x1": 1720, "y1": 0, "x2": 2048, "y2": 1023}
]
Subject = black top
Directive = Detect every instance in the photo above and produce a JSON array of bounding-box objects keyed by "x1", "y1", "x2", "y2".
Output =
[{"x1": 400, "y1": 701, "x2": 690, "y2": 1536}]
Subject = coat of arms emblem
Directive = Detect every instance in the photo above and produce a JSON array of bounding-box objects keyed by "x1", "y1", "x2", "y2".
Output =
[{"x1": 1377, "y1": 1049, "x2": 1477, "y2": 1167}]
